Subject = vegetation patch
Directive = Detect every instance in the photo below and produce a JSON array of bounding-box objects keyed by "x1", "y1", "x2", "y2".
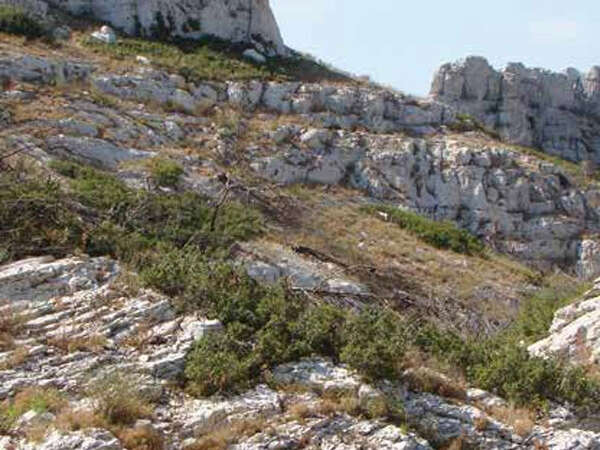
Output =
[
  {"x1": 185, "y1": 268, "x2": 599, "y2": 414},
  {"x1": 0, "y1": 6, "x2": 44, "y2": 38},
  {"x1": 0, "y1": 169, "x2": 84, "y2": 262},
  {"x1": 363, "y1": 205, "x2": 485, "y2": 256},
  {"x1": 146, "y1": 157, "x2": 184, "y2": 188},
  {"x1": 448, "y1": 113, "x2": 501, "y2": 140},
  {"x1": 81, "y1": 35, "x2": 351, "y2": 83},
  {"x1": 413, "y1": 282, "x2": 596, "y2": 410},
  {"x1": 0, "y1": 387, "x2": 66, "y2": 434}
]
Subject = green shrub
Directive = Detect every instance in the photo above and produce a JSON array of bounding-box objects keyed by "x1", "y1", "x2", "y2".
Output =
[
  {"x1": 0, "y1": 170, "x2": 84, "y2": 260},
  {"x1": 340, "y1": 308, "x2": 407, "y2": 380},
  {"x1": 510, "y1": 283, "x2": 588, "y2": 343},
  {"x1": 147, "y1": 157, "x2": 184, "y2": 188},
  {"x1": 50, "y1": 160, "x2": 134, "y2": 212},
  {"x1": 185, "y1": 333, "x2": 253, "y2": 396},
  {"x1": 0, "y1": 6, "x2": 44, "y2": 38},
  {"x1": 289, "y1": 304, "x2": 347, "y2": 359},
  {"x1": 49, "y1": 160, "x2": 262, "y2": 263},
  {"x1": 82, "y1": 35, "x2": 349, "y2": 84},
  {"x1": 413, "y1": 318, "x2": 600, "y2": 409},
  {"x1": 364, "y1": 205, "x2": 485, "y2": 256},
  {"x1": 448, "y1": 113, "x2": 501, "y2": 140}
]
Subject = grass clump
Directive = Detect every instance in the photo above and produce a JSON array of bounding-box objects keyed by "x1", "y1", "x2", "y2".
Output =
[
  {"x1": 363, "y1": 205, "x2": 485, "y2": 256},
  {"x1": 82, "y1": 35, "x2": 350, "y2": 84},
  {"x1": 0, "y1": 6, "x2": 44, "y2": 38},
  {"x1": 83, "y1": 36, "x2": 272, "y2": 82},
  {"x1": 147, "y1": 157, "x2": 184, "y2": 188},
  {"x1": 0, "y1": 387, "x2": 66, "y2": 433},
  {"x1": 87, "y1": 372, "x2": 153, "y2": 426},
  {"x1": 448, "y1": 113, "x2": 501, "y2": 140}
]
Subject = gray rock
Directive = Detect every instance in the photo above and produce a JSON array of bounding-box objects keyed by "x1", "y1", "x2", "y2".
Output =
[
  {"x1": 45, "y1": 135, "x2": 155, "y2": 169},
  {"x1": 0, "y1": 53, "x2": 92, "y2": 85},
  {"x1": 243, "y1": 49, "x2": 267, "y2": 64},
  {"x1": 43, "y1": 0, "x2": 287, "y2": 55},
  {"x1": 52, "y1": 25, "x2": 72, "y2": 41},
  {"x1": 431, "y1": 56, "x2": 600, "y2": 163},
  {"x1": 35, "y1": 429, "x2": 122, "y2": 450}
]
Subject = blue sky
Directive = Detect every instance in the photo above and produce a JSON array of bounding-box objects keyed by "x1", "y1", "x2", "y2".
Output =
[{"x1": 271, "y1": 0, "x2": 600, "y2": 96}]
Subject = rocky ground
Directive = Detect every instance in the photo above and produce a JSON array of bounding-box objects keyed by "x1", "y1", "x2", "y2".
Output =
[{"x1": 1, "y1": 255, "x2": 599, "y2": 449}]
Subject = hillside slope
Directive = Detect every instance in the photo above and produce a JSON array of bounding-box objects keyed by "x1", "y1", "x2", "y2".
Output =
[{"x1": 2, "y1": 4, "x2": 600, "y2": 450}]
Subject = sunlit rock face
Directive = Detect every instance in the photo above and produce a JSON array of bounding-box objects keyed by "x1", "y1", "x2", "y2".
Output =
[
  {"x1": 431, "y1": 56, "x2": 600, "y2": 163},
  {"x1": 18, "y1": 0, "x2": 287, "y2": 54}
]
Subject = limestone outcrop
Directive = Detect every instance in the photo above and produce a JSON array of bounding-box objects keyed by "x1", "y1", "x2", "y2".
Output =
[
  {"x1": 249, "y1": 128, "x2": 600, "y2": 276},
  {"x1": 529, "y1": 278, "x2": 600, "y2": 364},
  {"x1": 430, "y1": 56, "x2": 600, "y2": 163},
  {"x1": 2, "y1": 0, "x2": 287, "y2": 55}
]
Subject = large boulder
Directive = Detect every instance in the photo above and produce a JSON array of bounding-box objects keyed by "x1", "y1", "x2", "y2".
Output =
[{"x1": 430, "y1": 56, "x2": 600, "y2": 163}]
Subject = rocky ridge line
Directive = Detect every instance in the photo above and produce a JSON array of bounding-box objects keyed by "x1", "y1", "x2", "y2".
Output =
[{"x1": 431, "y1": 56, "x2": 600, "y2": 163}]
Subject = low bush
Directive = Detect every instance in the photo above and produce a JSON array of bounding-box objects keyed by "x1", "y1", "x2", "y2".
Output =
[
  {"x1": 0, "y1": 169, "x2": 84, "y2": 261},
  {"x1": 340, "y1": 308, "x2": 407, "y2": 380},
  {"x1": 363, "y1": 205, "x2": 485, "y2": 256},
  {"x1": 0, "y1": 6, "x2": 44, "y2": 38},
  {"x1": 413, "y1": 283, "x2": 600, "y2": 410},
  {"x1": 185, "y1": 332, "x2": 253, "y2": 396}
]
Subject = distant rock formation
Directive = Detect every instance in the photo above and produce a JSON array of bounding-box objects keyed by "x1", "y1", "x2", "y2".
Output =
[
  {"x1": 3, "y1": 0, "x2": 287, "y2": 55},
  {"x1": 430, "y1": 56, "x2": 600, "y2": 163}
]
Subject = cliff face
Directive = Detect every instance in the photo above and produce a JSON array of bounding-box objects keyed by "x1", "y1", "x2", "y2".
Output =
[
  {"x1": 8, "y1": 0, "x2": 287, "y2": 54},
  {"x1": 430, "y1": 56, "x2": 600, "y2": 163}
]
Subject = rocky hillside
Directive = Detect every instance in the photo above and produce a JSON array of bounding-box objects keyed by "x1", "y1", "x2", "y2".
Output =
[{"x1": 2, "y1": 2, "x2": 600, "y2": 449}]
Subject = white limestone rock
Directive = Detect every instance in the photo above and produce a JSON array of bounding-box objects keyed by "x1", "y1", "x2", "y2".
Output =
[
  {"x1": 272, "y1": 358, "x2": 363, "y2": 395},
  {"x1": 529, "y1": 280, "x2": 600, "y2": 364},
  {"x1": 177, "y1": 384, "x2": 282, "y2": 437},
  {"x1": 90, "y1": 26, "x2": 116, "y2": 44},
  {"x1": 243, "y1": 48, "x2": 267, "y2": 64},
  {"x1": 431, "y1": 56, "x2": 600, "y2": 163},
  {"x1": 45, "y1": 135, "x2": 155, "y2": 169},
  {"x1": 35, "y1": 429, "x2": 123, "y2": 450},
  {"x1": 43, "y1": 0, "x2": 287, "y2": 55}
]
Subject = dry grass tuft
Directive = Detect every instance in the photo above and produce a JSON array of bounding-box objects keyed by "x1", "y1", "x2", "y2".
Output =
[
  {"x1": 47, "y1": 334, "x2": 107, "y2": 354},
  {"x1": 473, "y1": 416, "x2": 489, "y2": 431},
  {"x1": 55, "y1": 407, "x2": 106, "y2": 432},
  {"x1": 188, "y1": 418, "x2": 267, "y2": 450},
  {"x1": 287, "y1": 402, "x2": 311, "y2": 421},
  {"x1": 87, "y1": 372, "x2": 153, "y2": 427},
  {"x1": 117, "y1": 425, "x2": 165, "y2": 450},
  {"x1": 0, "y1": 345, "x2": 29, "y2": 370},
  {"x1": 485, "y1": 405, "x2": 535, "y2": 437},
  {"x1": 0, "y1": 302, "x2": 25, "y2": 351},
  {"x1": 403, "y1": 367, "x2": 467, "y2": 401}
]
